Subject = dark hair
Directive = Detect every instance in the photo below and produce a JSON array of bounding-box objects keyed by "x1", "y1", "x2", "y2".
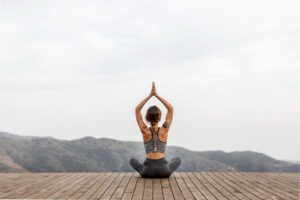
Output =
[{"x1": 145, "y1": 105, "x2": 161, "y2": 126}]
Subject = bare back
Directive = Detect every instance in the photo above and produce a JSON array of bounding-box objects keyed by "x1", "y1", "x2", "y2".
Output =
[
  {"x1": 142, "y1": 126, "x2": 169, "y2": 159},
  {"x1": 143, "y1": 126, "x2": 168, "y2": 143},
  {"x1": 135, "y1": 82, "x2": 174, "y2": 159}
]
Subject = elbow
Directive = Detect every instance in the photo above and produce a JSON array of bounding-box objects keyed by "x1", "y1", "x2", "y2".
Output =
[
  {"x1": 135, "y1": 107, "x2": 141, "y2": 112},
  {"x1": 168, "y1": 105, "x2": 174, "y2": 111}
]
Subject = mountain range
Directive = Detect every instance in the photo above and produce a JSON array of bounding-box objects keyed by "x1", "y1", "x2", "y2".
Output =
[{"x1": 0, "y1": 131, "x2": 299, "y2": 173}]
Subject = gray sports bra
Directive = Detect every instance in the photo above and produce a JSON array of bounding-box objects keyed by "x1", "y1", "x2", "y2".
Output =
[{"x1": 144, "y1": 127, "x2": 167, "y2": 154}]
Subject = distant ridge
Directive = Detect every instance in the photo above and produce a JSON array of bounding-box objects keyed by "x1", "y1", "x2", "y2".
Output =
[
  {"x1": 0, "y1": 131, "x2": 54, "y2": 140},
  {"x1": 0, "y1": 131, "x2": 299, "y2": 173},
  {"x1": 282, "y1": 159, "x2": 300, "y2": 164}
]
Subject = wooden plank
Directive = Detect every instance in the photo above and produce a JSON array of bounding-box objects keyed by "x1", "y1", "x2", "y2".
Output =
[
  {"x1": 226, "y1": 172, "x2": 268, "y2": 200},
  {"x1": 251, "y1": 172, "x2": 299, "y2": 197},
  {"x1": 6, "y1": 173, "x2": 64, "y2": 199},
  {"x1": 286, "y1": 173, "x2": 300, "y2": 180},
  {"x1": 180, "y1": 172, "x2": 206, "y2": 200},
  {"x1": 0, "y1": 173, "x2": 26, "y2": 183},
  {"x1": 202, "y1": 172, "x2": 240, "y2": 200},
  {"x1": 162, "y1": 177, "x2": 175, "y2": 200},
  {"x1": 246, "y1": 172, "x2": 299, "y2": 199},
  {"x1": 121, "y1": 172, "x2": 139, "y2": 200},
  {"x1": 218, "y1": 172, "x2": 264, "y2": 200},
  {"x1": 173, "y1": 172, "x2": 195, "y2": 199},
  {"x1": 278, "y1": 172, "x2": 300, "y2": 180},
  {"x1": 215, "y1": 171, "x2": 269, "y2": 199},
  {"x1": 169, "y1": 173, "x2": 185, "y2": 200},
  {"x1": 0, "y1": 174, "x2": 36, "y2": 197},
  {"x1": 0, "y1": 173, "x2": 12, "y2": 181},
  {"x1": 45, "y1": 173, "x2": 91, "y2": 199},
  {"x1": 278, "y1": 173, "x2": 300, "y2": 187},
  {"x1": 231, "y1": 172, "x2": 291, "y2": 200},
  {"x1": 0, "y1": 173, "x2": 12, "y2": 183},
  {"x1": 187, "y1": 172, "x2": 217, "y2": 200},
  {"x1": 65, "y1": 173, "x2": 100, "y2": 199},
  {"x1": 282, "y1": 173, "x2": 300, "y2": 185},
  {"x1": 132, "y1": 176, "x2": 145, "y2": 200},
  {"x1": 268, "y1": 172, "x2": 299, "y2": 182},
  {"x1": 254, "y1": 172, "x2": 299, "y2": 190},
  {"x1": 143, "y1": 178, "x2": 153, "y2": 200},
  {"x1": 80, "y1": 172, "x2": 113, "y2": 199},
  {"x1": 0, "y1": 172, "x2": 297, "y2": 200},
  {"x1": 111, "y1": 172, "x2": 133, "y2": 200},
  {"x1": 89, "y1": 172, "x2": 120, "y2": 200},
  {"x1": 240, "y1": 172, "x2": 296, "y2": 200},
  {"x1": 260, "y1": 172, "x2": 298, "y2": 186},
  {"x1": 54, "y1": 173, "x2": 97, "y2": 199},
  {"x1": 195, "y1": 172, "x2": 229, "y2": 200},
  {"x1": 216, "y1": 171, "x2": 261, "y2": 200},
  {"x1": 29, "y1": 173, "x2": 77, "y2": 199},
  {"x1": 249, "y1": 172, "x2": 299, "y2": 197},
  {"x1": 0, "y1": 173, "x2": 58, "y2": 199},
  {"x1": 204, "y1": 172, "x2": 240, "y2": 200},
  {"x1": 100, "y1": 172, "x2": 126, "y2": 200},
  {"x1": 0, "y1": 173, "x2": 30, "y2": 194},
  {"x1": 0, "y1": 173, "x2": 38, "y2": 193},
  {"x1": 69, "y1": 172, "x2": 105, "y2": 199},
  {"x1": 0, "y1": 173, "x2": 28, "y2": 180},
  {"x1": 153, "y1": 178, "x2": 164, "y2": 200}
]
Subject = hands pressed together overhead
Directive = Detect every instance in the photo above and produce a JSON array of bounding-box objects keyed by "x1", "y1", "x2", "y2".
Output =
[
  {"x1": 135, "y1": 81, "x2": 173, "y2": 131},
  {"x1": 136, "y1": 81, "x2": 173, "y2": 112},
  {"x1": 150, "y1": 81, "x2": 158, "y2": 97}
]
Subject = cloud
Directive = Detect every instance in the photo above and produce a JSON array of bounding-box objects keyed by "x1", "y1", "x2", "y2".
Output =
[{"x1": 0, "y1": 0, "x2": 299, "y2": 160}]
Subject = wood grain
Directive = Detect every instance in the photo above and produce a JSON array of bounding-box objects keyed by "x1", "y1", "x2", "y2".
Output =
[{"x1": 0, "y1": 172, "x2": 297, "y2": 199}]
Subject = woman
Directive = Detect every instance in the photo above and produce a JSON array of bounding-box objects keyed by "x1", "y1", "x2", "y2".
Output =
[{"x1": 129, "y1": 82, "x2": 181, "y2": 178}]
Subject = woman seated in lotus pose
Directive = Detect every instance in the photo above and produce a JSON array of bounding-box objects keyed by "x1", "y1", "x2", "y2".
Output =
[{"x1": 129, "y1": 82, "x2": 181, "y2": 178}]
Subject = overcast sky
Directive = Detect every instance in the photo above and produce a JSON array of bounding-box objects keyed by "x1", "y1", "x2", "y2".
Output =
[{"x1": 1, "y1": 0, "x2": 299, "y2": 161}]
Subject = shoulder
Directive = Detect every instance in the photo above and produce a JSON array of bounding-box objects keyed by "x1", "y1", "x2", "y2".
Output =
[
  {"x1": 157, "y1": 126, "x2": 168, "y2": 142},
  {"x1": 162, "y1": 121, "x2": 170, "y2": 128},
  {"x1": 160, "y1": 119, "x2": 171, "y2": 132},
  {"x1": 142, "y1": 127, "x2": 152, "y2": 142},
  {"x1": 141, "y1": 126, "x2": 159, "y2": 137}
]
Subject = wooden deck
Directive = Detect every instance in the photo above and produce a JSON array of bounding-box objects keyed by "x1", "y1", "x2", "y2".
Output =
[{"x1": 0, "y1": 172, "x2": 298, "y2": 199}]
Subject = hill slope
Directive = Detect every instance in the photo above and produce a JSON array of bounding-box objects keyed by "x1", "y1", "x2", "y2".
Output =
[{"x1": 0, "y1": 131, "x2": 298, "y2": 172}]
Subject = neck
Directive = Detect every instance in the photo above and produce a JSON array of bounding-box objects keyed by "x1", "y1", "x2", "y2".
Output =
[{"x1": 151, "y1": 123, "x2": 158, "y2": 129}]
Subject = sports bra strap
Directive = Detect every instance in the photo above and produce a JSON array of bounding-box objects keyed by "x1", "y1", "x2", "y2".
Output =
[
  {"x1": 150, "y1": 127, "x2": 160, "y2": 134},
  {"x1": 144, "y1": 126, "x2": 166, "y2": 154}
]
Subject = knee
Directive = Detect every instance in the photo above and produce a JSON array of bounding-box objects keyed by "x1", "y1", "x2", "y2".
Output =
[
  {"x1": 168, "y1": 157, "x2": 181, "y2": 172},
  {"x1": 173, "y1": 157, "x2": 181, "y2": 164},
  {"x1": 129, "y1": 158, "x2": 137, "y2": 166}
]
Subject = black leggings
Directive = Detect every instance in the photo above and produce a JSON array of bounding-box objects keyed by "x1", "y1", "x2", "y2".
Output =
[{"x1": 129, "y1": 157, "x2": 181, "y2": 178}]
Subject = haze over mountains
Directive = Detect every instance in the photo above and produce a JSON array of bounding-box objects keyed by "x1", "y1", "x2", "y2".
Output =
[{"x1": 0, "y1": 131, "x2": 299, "y2": 173}]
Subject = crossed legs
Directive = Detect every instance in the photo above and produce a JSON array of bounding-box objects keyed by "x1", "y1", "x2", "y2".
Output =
[{"x1": 129, "y1": 157, "x2": 181, "y2": 178}]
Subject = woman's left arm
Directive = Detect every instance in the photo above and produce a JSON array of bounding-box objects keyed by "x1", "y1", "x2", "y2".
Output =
[{"x1": 135, "y1": 94, "x2": 152, "y2": 133}]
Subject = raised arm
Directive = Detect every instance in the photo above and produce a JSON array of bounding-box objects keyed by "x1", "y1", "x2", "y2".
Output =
[{"x1": 135, "y1": 94, "x2": 152, "y2": 133}]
